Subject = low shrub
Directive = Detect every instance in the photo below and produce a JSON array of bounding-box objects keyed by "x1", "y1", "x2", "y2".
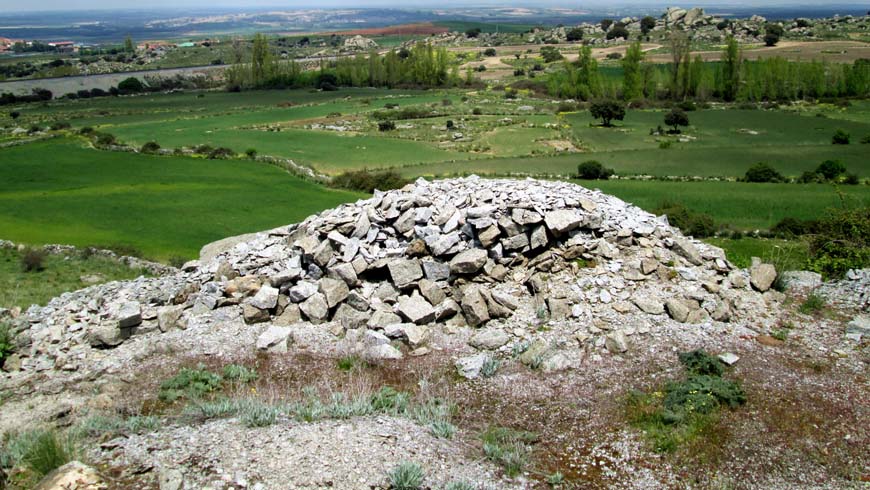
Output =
[
  {"x1": 49, "y1": 121, "x2": 71, "y2": 131},
  {"x1": 483, "y1": 48, "x2": 497, "y2": 57},
  {"x1": 207, "y1": 147, "x2": 235, "y2": 159},
  {"x1": 653, "y1": 201, "x2": 717, "y2": 238},
  {"x1": 140, "y1": 141, "x2": 161, "y2": 153},
  {"x1": 576, "y1": 160, "x2": 614, "y2": 180},
  {"x1": 626, "y1": 350, "x2": 745, "y2": 453},
  {"x1": 0, "y1": 322, "x2": 14, "y2": 368},
  {"x1": 806, "y1": 206, "x2": 870, "y2": 279},
  {"x1": 799, "y1": 293, "x2": 826, "y2": 314},
  {"x1": 329, "y1": 169, "x2": 410, "y2": 194},
  {"x1": 831, "y1": 129, "x2": 850, "y2": 144},
  {"x1": 20, "y1": 248, "x2": 46, "y2": 272},
  {"x1": 1, "y1": 428, "x2": 77, "y2": 482},
  {"x1": 378, "y1": 120, "x2": 396, "y2": 132},
  {"x1": 743, "y1": 162, "x2": 786, "y2": 183}
]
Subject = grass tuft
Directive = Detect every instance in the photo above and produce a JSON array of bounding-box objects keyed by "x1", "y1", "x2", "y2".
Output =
[
  {"x1": 799, "y1": 293, "x2": 826, "y2": 315},
  {"x1": 481, "y1": 426, "x2": 536, "y2": 477},
  {"x1": 387, "y1": 461, "x2": 425, "y2": 490}
]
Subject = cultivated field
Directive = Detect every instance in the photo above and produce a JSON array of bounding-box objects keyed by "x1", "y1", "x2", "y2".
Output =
[{"x1": 4, "y1": 88, "x2": 870, "y2": 262}]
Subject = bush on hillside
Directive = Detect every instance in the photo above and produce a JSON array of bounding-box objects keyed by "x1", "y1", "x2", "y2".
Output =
[
  {"x1": 576, "y1": 160, "x2": 614, "y2": 180},
  {"x1": 483, "y1": 48, "x2": 497, "y2": 57},
  {"x1": 20, "y1": 248, "x2": 46, "y2": 272},
  {"x1": 140, "y1": 141, "x2": 161, "y2": 154},
  {"x1": 806, "y1": 206, "x2": 870, "y2": 279},
  {"x1": 831, "y1": 129, "x2": 850, "y2": 144},
  {"x1": 743, "y1": 162, "x2": 786, "y2": 183},
  {"x1": 329, "y1": 169, "x2": 410, "y2": 194},
  {"x1": 653, "y1": 201, "x2": 717, "y2": 238},
  {"x1": 378, "y1": 120, "x2": 396, "y2": 132},
  {"x1": 589, "y1": 100, "x2": 625, "y2": 127}
]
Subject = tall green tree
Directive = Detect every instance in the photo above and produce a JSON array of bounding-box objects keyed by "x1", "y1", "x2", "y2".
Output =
[
  {"x1": 719, "y1": 35, "x2": 741, "y2": 101},
  {"x1": 124, "y1": 35, "x2": 134, "y2": 53},
  {"x1": 251, "y1": 33, "x2": 272, "y2": 87},
  {"x1": 669, "y1": 30, "x2": 690, "y2": 99},
  {"x1": 621, "y1": 41, "x2": 645, "y2": 101}
]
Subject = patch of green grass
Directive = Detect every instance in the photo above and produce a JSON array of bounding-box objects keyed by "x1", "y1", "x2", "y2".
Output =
[
  {"x1": 0, "y1": 138, "x2": 362, "y2": 261},
  {"x1": 222, "y1": 364, "x2": 258, "y2": 383},
  {"x1": 387, "y1": 461, "x2": 425, "y2": 490},
  {"x1": 445, "y1": 482, "x2": 476, "y2": 490},
  {"x1": 626, "y1": 350, "x2": 746, "y2": 453},
  {"x1": 336, "y1": 355, "x2": 363, "y2": 371},
  {"x1": 159, "y1": 365, "x2": 224, "y2": 402},
  {"x1": 0, "y1": 247, "x2": 149, "y2": 310},
  {"x1": 481, "y1": 426, "x2": 537, "y2": 477},
  {"x1": 799, "y1": 293, "x2": 827, "y2": 315},
  {"x1": 0, "y1": 428, "x2": 77, "y2": 484},
  {"x1": 705, "y1": 237, "x2": 809, "y2": 270}
]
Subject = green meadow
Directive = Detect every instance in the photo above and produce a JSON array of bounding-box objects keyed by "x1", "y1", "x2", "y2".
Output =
[{"x1": 0, "y1": 138, "x2": 362, "y2": 260}]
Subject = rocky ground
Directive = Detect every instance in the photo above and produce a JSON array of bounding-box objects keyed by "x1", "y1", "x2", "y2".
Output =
[{"x1": 1, "y1": 177, "x2": 867, "y2": 489}]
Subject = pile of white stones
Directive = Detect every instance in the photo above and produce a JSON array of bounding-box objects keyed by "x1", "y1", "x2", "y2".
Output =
[{"x1": 8, "y1": 177, "x2": 785, "y2": 373}]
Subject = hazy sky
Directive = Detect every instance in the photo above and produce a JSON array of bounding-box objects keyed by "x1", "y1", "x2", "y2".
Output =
[{"x1": 0, "y1": 0, "x2": 860, "y2": 11}]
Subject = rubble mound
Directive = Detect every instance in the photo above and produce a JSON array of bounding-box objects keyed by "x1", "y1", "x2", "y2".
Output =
[{"x1": 10, "y1": 177, "x2": 780, "y2": 375}]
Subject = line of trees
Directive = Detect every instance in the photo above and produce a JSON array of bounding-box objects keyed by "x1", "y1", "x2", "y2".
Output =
[
  {"x1": 226, "y1": 34, "x2": 461, "y2": 91},
  {"x1": 547, "y1": 35, "x2": 870, "y2": 102}
]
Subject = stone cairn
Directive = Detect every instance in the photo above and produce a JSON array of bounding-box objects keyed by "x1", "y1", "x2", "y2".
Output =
[{"x1": 11, "y1": 177, "x2": 780, "y2": 373}]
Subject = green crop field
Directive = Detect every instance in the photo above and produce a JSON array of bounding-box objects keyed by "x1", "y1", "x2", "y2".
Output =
[
  {"x1": 4, "y1": 87, "x2": 870, "y2": 263},
  {"x1": 0, "y1": 138, "x2": 362, "y2": 260}
]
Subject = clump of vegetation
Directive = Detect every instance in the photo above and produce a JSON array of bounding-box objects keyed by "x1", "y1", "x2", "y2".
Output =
[
  {"x1": 329, "y1": 169, "x2": 410, "y2": 194},
  {"x1": 626, "y1": 350, "x2": 745, "y2": 453},
  {"x1": 831, "y1": 129, "x2": 850, "y2": 144},
  {"x1": 207, "y1": 147, "x2": 235, "y2": 159},
  {"x1": 0, "y1": 322, "x2": 15, "y2": 369},
  {"x1": 481, "y1": 426, "x2": 537, "y2": 477},
  {"x1": 222, "y1": 364, "x2": 258, "y2": 383},
  {"x1": 140, "y1": 141, "x2": 161, "y2": 154},
  {"x1": 653, "y1": 201, "x2": 717, "y2": 238},
  {"x1": 0, "y1": 428, "x2": 78, "y2": 485},
  {"x1": 20, "y1": 248, "x2": 46, "y2": 272},
  {"x1": 378, "y1": 120, "x2": 396, "y2": 132},
  {"x1": 540, "y1": 46, "x2": 563, "y2": 63},
  {"x1": 664, "y1": 108, "x2": 689, "y2": 134},
  {"x1": 798, "y1": 293, "x2": 827, "y2": 315},
  {"x1": 806, "y1": 206, "x2": 870, "y2": 279},
  {"x1": 388, "y1": 461, "x2": 425, "y2": 490},
  {"x1": 445, "y1": 481, "x2": 475, "y2": 490},
  {"x1": 159, "y1": 365, "x2": 224, "y2": 402},
  {"x1": 589, "y1": 99, "x2": 625, "y2": 127},
  {"x1": 798, "y1": 160, "x2": 851, "y2": 184},
  {"x1": 575, "y1": 160, "x2": 614, "y2": 180},
  {"x1": 742, "y1": 162, "x2": 786, "y2": 183}
]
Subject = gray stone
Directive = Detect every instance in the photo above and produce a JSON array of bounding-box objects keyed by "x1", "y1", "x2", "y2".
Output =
[
  {"x1": 256, "y1": 325, "x2": 292, "y2": 353},
  {"x1": 274, "y1": 304, "x2": 302, "y2": 326},
  {"x1": 372, "y1": 282, "x2": 400, "y2": 303},
  {"x1": 430, "y1": 232, "x2": 461, "y2": 256},
  {"x1": 384, "y1": 323, "x2": 429, "y2": 347},
  {"x1": 299, "y1": 293, "x2": 329, "y2": 323},
  {"x1": 547, "y1": 297, "x2": 572, "y2": 321},
  {"x1": 368, "y1": 310, "x2": 402, "y2": 329},
  {"x1": 632, "y1": 296, "x2": 664, "y2": 315},
  {"x1": 157, "y1": 305, "x2": 186, "y2": 332},
  {"x1": 388, "y1": 259, "x2": 423, "y2": 288},
  {"x1": 365, "y1": 343, "x2": 403, "y2": 360},
  {"x1": 313, "y1": 240, "x2": 335, "y2": 267},
  {"x1": 287, "y1": 281, "x2": 318, "y2": 303},
  {"x1": 530, "y1": 225, "x2": 548, "y2": 249},
  {"x1": 449, "y1": 248, "x2": 487, "y2": 274},
  {"x1": 243, "y1": 303, "x2": 270, "y2": 324},
  {"x1": 248, "y1": 285, "x2": 279, "y2": 310},
  {"x1": 750, "y1": 262, "x2": 777, "y2": 292},
  {"x1": 461, "y1": 286, "x2": 490, "y2": 327},
  {"x1": 477, "y1": 226, "x2": 501, "y2": 248},
  {"x1": 605, "y1": 331, "x2": 629, "y2": 353},
  {"x1": 544, "y1": 209, "x2": 583, "y2": 235},
  {"x1": 88, "y1": 322, "x2": 130, "y2": 347},
  {"x1": 318, "y1": 277, "x2": 349, "y2": 308},
  {"x1": 512, "y1": 208, "x2": 543, "y2": 225},
  {"x1": 672, "y1": 238, "x2": 703, "y2": 266},
  {"x1": 718, "y1": 352, "x2": 739, "y2": 365},
  {"x1": 418, "y1": 279, "x2": 446, "y2": 306},
  {"x1": 846, "y1": 315, "x2": 870, "y2": 336},
  {"x1": 422, "y1": 260, "x2": 450, "y2": 282},
  {"x1": 328, "y1": 262, "x2": 358, "y2": 287},
  {"x1": 117, "y1": 302, "x2": 142, "y2": 329},
  {"x1": 333, "y1": 303, "x2": 368, "y2": 329},
  {"x1": 665, "y1": 298, "x2": 690, "y2": 323},
  {"x1": 396, "y1": 295, "x2": 436, "y2": 325},
  {"x1": 519, "y1": 340, "x2": 549, "y2": 366},
  {"x1": 456, "y1": 353, "x2": 491, "y2": 379},
  {"x1": 501, "y1": 233, "x2": 529, "y2": 251},
  {"x1": 469, "y1": 329, "x2": 510, "y2": 350}
]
